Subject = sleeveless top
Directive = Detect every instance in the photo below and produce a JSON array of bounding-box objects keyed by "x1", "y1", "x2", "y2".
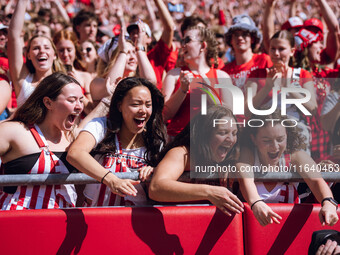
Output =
[
  {"x1": 83, "y1": 134, "x2": 149, "y2": 206},
  {"x1": 16, "y1": 73, "x2": 35, "y2": 107},
  {"x1": 254, "y1": 150, "x2": 300, "y2": 204},
  {"x1": 167, "y1": 66, "x2": 218, "y2": 137},
  {"x1": 0, "y1": 124, "x2": 77, "y2": 210}
]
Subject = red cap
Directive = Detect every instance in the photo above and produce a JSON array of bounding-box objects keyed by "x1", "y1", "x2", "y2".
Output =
[
  {"x1": 295, "y1": 28, "x2": 323, "y2": 51},
  {"x1": 304, "y1": 18, "x2": 323, "y2": 33},
  {"x1": 281, "y1": 17, "x2": 303, "y2": 31}
]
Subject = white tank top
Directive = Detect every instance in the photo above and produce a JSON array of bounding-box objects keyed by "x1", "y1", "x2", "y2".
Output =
[{"x1": 16, "y1": 73, "x2": 35, "y2": 107}]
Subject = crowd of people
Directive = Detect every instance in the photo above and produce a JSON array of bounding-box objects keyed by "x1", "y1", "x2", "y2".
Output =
[{"x1": 0, "y1": 0, "x2": 339, "y2": 239}]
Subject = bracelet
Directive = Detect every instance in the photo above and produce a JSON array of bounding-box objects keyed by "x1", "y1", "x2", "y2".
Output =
[
  {"x1": 251, "y1": 199, "x2": 265, "y2": 210},
  {"x1": 101, "y1": 170, "x2": 112, "y2": 184},
  {"x1": 180, "y1": 87, "x2": 188, "y2": 94},
  {"x1": 119, "y1": 50, "x2": 127, "y2": 55},
  {"x1": 101, "y1": 97, "x2": 111, "y2": 107}
]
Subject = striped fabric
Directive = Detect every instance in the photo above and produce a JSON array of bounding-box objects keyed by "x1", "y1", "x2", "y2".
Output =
[
  {"x1": 0, "y1": 125, "x2": 76, "y2": 210},
  {"x1": 83, "y1": 134, "x2": 148, "y2": 207}
]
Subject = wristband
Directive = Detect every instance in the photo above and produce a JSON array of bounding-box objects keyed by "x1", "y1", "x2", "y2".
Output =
[
  {"x1": 101, "y1": 97, "x2": 111, "y2": 107},
  {"x1": 321, "y1": 197, "x2": 338, "y2": 209},
  {"x1": 101, "y1": 170, "x2": 112, "y2": 184},
  {"x1": 180, "y1": 87, "x2": 188, "y2": 94},
  {"x1": 251, "y1": 199, "x2": 265, "y2": 210}
]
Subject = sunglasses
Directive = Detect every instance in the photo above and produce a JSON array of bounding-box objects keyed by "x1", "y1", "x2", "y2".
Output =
[
  {"x1": 83, "y1": 47, "x2": 92, "y2": 53},
  {"x1": 181, "y1": 36, "x2": 202, "y2": 46}
]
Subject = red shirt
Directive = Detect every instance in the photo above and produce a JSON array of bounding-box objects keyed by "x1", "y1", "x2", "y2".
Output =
[
  {"x1": 222, "y1": 53, "x2": 272, "y2": 90},
  {"x1": 147, "y1": 39, "x2": 172, "y2": 90},
  {"x1": 166, "y1": 67, "x2": 218, "y2": 137},
  {"x1": 247, "y1": 68, "x2": 313, "y2": 105}
]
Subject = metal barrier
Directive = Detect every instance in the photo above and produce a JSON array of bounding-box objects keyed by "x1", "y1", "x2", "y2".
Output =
[{"x1": 0, "y1": 172, "x2": 339, "y2": 186}]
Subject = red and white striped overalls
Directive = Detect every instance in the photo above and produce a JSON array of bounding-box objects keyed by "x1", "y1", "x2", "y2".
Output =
[
  {"x1": 0, "y1": 124, "x2": 77, "y2": 210},
  {"x1": 83, "y1": 134, "x2": 148, "y2": 207}
]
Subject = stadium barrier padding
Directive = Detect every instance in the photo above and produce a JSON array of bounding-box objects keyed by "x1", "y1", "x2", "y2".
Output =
[
  {"x1": 0, "y1": 205, "x2": 244, "y2": 255},
  {"x1": 0, "y1": 204, "x2": 339, "y2": 254}
]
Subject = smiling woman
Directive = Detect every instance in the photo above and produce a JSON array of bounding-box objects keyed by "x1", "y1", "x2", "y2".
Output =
[
  {"x1": 237, "y1": 110, "x2": 338, "y2": 227},
  {"x1": 8, "y1": 0, "x2": 65, "y2": 108},
  {"x1": 0, "y1": 72, "x2": 84, "y2": 210},
  {"x1": 67, "y1": 77, "x2": 166, "y2": 207},
  {"x1": 149, "y1": 105, "x2": 244, "y2": 216}
]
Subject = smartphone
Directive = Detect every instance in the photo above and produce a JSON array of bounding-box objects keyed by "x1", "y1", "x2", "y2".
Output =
[{"x1": 168, "y1": 2, "x2": 184, "y2": 13}]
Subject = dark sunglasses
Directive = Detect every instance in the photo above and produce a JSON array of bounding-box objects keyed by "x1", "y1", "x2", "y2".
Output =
[
  {"x1": 83, "y1": 47, "x2": 92, "y2": 53},
  {"x1": 181, "y1": 36, "x2": 201, "y2": 46}
]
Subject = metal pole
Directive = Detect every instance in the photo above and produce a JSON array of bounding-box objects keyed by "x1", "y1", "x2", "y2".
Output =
[{"x1": 0, "y1": 172, "x2": 339, "y2": 186}]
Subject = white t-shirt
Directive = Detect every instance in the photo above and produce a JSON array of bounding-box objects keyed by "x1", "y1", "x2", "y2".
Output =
[{"x1": 81, "y1": 117, "x2": 149, "y2": 206}]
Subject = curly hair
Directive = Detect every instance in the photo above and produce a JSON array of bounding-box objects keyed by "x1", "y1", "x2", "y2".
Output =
[
  {"x1": 240, "y1": 110, "x2": 306, "y2": 153},
  {"x1": 93, "y1": 77, "x2": 167, "y2": 166},
  {"x1": 186, "y1": 26, "x2": 219, "y2": 68}
]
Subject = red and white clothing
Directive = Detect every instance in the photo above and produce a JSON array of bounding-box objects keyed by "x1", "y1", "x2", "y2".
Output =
[
  {"x1": 82, "y1": 117, "x2": 149, "y2": 206},
  {"x1": 166, "y1": 66, "x2": 219, "y2": 137},
  {"x1": 222, "y1": 53, "x2": 272, "y2": 90},
  {"x1": 254, "y1": 150, "x2": 300, "y2": 204},
  {"x1": 0, "y1": 125, "x2": 77, "y2": 210},
  {"x1": 148, "y1": 39, "x2": 173, "y2": 90}
]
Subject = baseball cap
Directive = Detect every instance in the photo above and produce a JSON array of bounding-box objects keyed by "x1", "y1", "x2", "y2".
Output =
[
  {"x1": 304, "y1": 18, "x2": 324, "y2": 33},
  {"x1": 225, "y1": 14, "x2": 262, "y2": 47},
  {"x1": 127, "y1": 22, "x2": 152, "y2": 38},
  {"x1": 294, "y1": 28, "x2": 323, "y2": 51},
  {"x1": 281, "y1": 17, "x2": 303, "y2": 31}
]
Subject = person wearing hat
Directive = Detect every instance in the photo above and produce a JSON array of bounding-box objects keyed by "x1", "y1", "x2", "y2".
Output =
[
  {"x1": 126, "y1": 0, "x2": 176, "y2": 91},
  {"x1": 222, "y1": 14, "x2": 272, "y2": 90}
]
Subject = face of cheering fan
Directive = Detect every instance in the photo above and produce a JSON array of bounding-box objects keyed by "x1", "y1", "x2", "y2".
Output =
[
  {"x1": 119, "y1": 85, "x2": 152, "y2": 136},
  {"x1": 251, "y1": 124, "x2": 287, "y2": 166},
  {"x1": 27, "y1": 37, "x2": 56, "y2": 72},
  {"x1": 209, "y1": 116, "x2": 238, "y2": 163},
  {"x1": 45, "y1": 83, "x2": 84, "y2": 131}
]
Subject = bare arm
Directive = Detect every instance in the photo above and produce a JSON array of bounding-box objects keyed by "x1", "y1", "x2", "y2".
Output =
[
  {"x1": 316, "y1": 0, "x2": 340, "y2": 63},
  {"x1": 0, "y1": 80, "x2": 11, "y2": 115},
  {"x1": 262, "y1": 0, "x2": 276, "y2": 53},
  {"x1": 8, "y1": 0, "x2": 29, "y2": 96},
  {"x1": 51, "y1": 0, "x2": 70, "y2": 24},
  {"x1": 154, "y1": 0, "x2": 175, "y2": 48},
  {"x1": 161, "y1": 68, "x2": 187, "y2": 121},
  {"x1": 149, "y1": 146, "x2": 244, "y2": 216},
  {"x1": 135, "y1": 22, "x2": 157, "y2": 85},
  {"x1": 292, "y1": 150, "x2": 338, "y2": 226},
  {"x1": 237, "y1": 146, "x2": 282, "y2": 226},
  {"x1": 67, "y1": 131, "x2": 140, "y2": 196}
]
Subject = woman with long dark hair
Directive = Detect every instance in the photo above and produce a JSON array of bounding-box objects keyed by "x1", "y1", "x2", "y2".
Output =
[
  {"x1": 149, "y1": 105, "x2": 244, "y2": 216},
  {"x1": 67, "y1": 77, "x2": 166, "y2": 206}
]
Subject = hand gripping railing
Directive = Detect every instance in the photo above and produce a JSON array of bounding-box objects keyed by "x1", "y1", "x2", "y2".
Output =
[{"x1": 0, "y1": 172, "x2": 339, "y2": 186}]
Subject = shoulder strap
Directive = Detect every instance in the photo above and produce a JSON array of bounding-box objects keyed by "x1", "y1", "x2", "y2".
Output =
[{"x1": 29, "y1": 124, "x2": 48, "y2": 148}]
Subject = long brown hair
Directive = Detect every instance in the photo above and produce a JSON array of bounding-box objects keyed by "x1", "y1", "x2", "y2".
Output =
[{"x1": 12, "y1": 72, "x2": 81, "y2": 126}]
